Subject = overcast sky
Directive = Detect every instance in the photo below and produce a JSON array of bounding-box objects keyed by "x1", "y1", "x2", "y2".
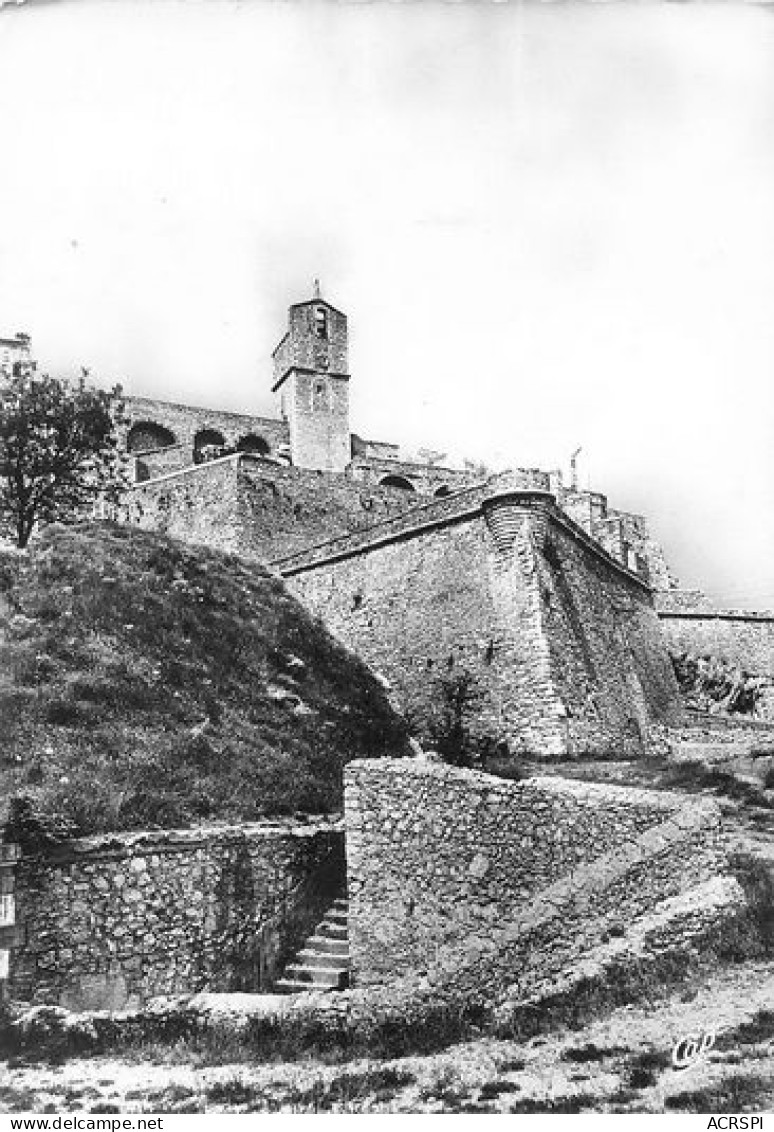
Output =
[{"x1": 0, "y1": 0, "x2": 772, "y2": 607}]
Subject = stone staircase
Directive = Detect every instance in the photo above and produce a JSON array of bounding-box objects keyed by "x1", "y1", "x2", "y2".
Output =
[{"x1": 275, "y1": 895, "x2": 350, "y2": 994}]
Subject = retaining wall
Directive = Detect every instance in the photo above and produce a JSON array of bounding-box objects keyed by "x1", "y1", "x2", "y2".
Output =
[
  {"x1": 344, "y1": 759, "x2": 726, "y2": 996},
  {"x1": 7, "y1": 820, "x2": 343, "y2": 1010}
]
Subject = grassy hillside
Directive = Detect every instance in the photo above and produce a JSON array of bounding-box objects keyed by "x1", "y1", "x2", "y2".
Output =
[{"x1": 0, "y1": 522, "x2": 409, "y2": 838}]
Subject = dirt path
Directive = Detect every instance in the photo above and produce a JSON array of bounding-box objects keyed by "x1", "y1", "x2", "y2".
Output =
[{"x1": 3, "y1": 958, "x2": 773, "y2": 1114}]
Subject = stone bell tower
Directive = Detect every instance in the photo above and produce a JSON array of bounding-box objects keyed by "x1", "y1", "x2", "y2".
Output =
[{"x1": 271, "y1": 281, "x2": 351, "y2": 472}]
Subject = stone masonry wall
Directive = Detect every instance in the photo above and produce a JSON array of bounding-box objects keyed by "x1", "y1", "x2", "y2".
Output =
[
  {"x1": 236, "y1": 459, "x2": 417, "y2": 562},
  {"x1": 658, "y1": 610, "x2": 774, "y2": 680},
  {"x1": 284, "y1": 371, "x2": 350, "y2": 474},
  {"x1": 121, "y1": 455, "x2": 423, "y2": 565},
  {"x1": 344, "y1": 759, "x2": 726, "y2": 991},
  {"x1": 134, "y1": 445, "x2": 191, "y2": 482},
  {"x1": 9, "y1": 820, "x2": 343, "y2": 1010},
  {"x1": 282, "y1": 485, "x2": 680, "y2": 757},
  {"x1": 123, "y1": 396, "x2": 289, "y2": 457},
  {"x1": 123, "y1": 456, "x2": 242, "y2": 558},
  {"x1": 348, "y1": 456, "x2": 484, "y2": 497},
  {"x1": 534, "y1": 504, "x2": 680, "y2": 753}
]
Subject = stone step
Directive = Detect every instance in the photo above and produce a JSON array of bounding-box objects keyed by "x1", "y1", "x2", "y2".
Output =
[
  {"x1": 274, "y1": 895, "x2": 350, "y2": 995},
  {"x1": 305, "y1": 934, "x2": 349, "y2": 956},
  {"x1": 314, "y1": 921, "x2": 348, "y2": 940},
  {"x1": 321, "y1": 905, "x2": 348, "y2": 923},
  {"x1": 275, "y1": 978, "x2": 323, "y2": 994},
  {"x1": 283, "y1": 965, "x2": 348, "y2": 989},
  {"x1": 296, "y1": 948, "x2": 351, "y2": 969}
]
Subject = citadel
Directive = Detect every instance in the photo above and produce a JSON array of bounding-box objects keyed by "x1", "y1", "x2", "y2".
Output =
[
  {"x1": 1, "y1": 286, "x2": 774, "y2": 1021},
  {"x1": 121, "y1": 284, "x2": 672, "y2": 587},
  {"x1": 4, "y1": 289, "x2": 774, "y2": 757},
  {"x1": 110, "y1": 285, "x2": 774, "y2": 755}
]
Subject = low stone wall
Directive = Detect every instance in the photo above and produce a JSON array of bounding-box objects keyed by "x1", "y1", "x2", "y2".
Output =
[
  {"x1": 8, "y1": 819, "x2": 343, "y2": 1010},
  {"x1": 344, "y1": 759, "x2": 725, "y2": 992}
]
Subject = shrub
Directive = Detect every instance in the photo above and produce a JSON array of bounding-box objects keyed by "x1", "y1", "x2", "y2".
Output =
[
  {"x1": 45, "y1": 699, "x2": 84, "y2": 727},
  {"x1": 561, "y1": 1043, "x2": 626, "y2": 1063},
  {"x1": 282, "y1": 1067, "x2": 415, "y2": 1112},
  {"x1": 4, "y1": 795, "x2": 76, "y2": 854},
  {"x1": 665, "y1": 1073, "x2": 772, "y2": 1113},
  {"x1": 206, "y1": 1079, "x2": 263, "y2": 1106},
  {"x1": 671, "y1": 651, "x2": 763, "y2": 716},
  {"x1": 505, "y1": 1095, "x2": 597, "y2": 1113},
  {"x1": 624, "y1": 1048, "x2": 670, "y2": 1089},
  {"x1": 426, "y1": 670, "x2": 480, "y2": 768},
  {"x1": 727, "y1": 852, "x2": 774, "y2": 955},
  {"x1": 9, "y1": 1005, "x2": 97, "y2": 1061},
  {"x1": 479, "y1": 1081, "x2": 521, "y2": 1099},
  {"x1": 660, "y1": 763, "x2": 773, "y2": 810},
  {"x1": 716, "y1": 1009, "x2": 774, "y2": 1051}
]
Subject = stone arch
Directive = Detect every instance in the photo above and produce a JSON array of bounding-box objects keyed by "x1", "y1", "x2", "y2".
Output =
[
  {"x1": 237, "y1": 433, "x2": 270, "y2": 456},
  {"x1": 127, "y1": 421, "x2": 176, "y2": 453},
  {"x1": 379, "y1": 475, "x2": 416, "y2": 492},
  {"x1": 434, "y1": 485, "x2": 452, "y2": 498},
  {"x1": 194, "y1": 428, "x2": 227, "y2": 462}
]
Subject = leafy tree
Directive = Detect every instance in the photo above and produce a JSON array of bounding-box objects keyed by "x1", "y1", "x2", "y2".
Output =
[{"x1": 0, "y1": 368, "x2": 126, "y2": 548}]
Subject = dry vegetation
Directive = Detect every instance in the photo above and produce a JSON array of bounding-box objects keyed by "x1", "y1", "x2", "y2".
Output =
[{"x1": 2, "y1": 958, "x2": 774, "y2": 1113}]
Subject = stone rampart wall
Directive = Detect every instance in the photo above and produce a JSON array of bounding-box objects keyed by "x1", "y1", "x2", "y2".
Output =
[
  {"x1": 121, "y1": 456, "x2": 419, "y2": 564},
  {"x1": 344, "y1": 759, "x2": 725, "y2": 991},
  {"x1": 236, "y1": 460, "x2": 419, "y2": 562},
  {"x1": 123, "y1": 456, "x2": 242, "y2": 558},
  {"x1": 347, "y1": 456, "x2": 484, "y2": 497},
  {"x1": 282, "y1": 488, "x2": 679, "y2": 757},
  {"x1": 134, "y1": 445, "x2": 190, "y2": 481},
  {"x1": 535, "y1": 505, "x2": 679, "y2": 753},
  {"x1": 123, "y1": 396, "x2": 290, "y2": 456},
  {"x1": 272, "y1": 473, "x2": 554, "y2": 574},
  {"x1": 8, "y1": 820, "x2": 343, "y2": 1010},
  {"x1": 120, "y1": 464, "x2": 679, "y2": 757}
]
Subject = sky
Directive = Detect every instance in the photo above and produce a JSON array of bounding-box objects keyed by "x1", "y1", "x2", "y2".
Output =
[{"x1": 0, "y1": 0, "x2": 772, "y2": 606}]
